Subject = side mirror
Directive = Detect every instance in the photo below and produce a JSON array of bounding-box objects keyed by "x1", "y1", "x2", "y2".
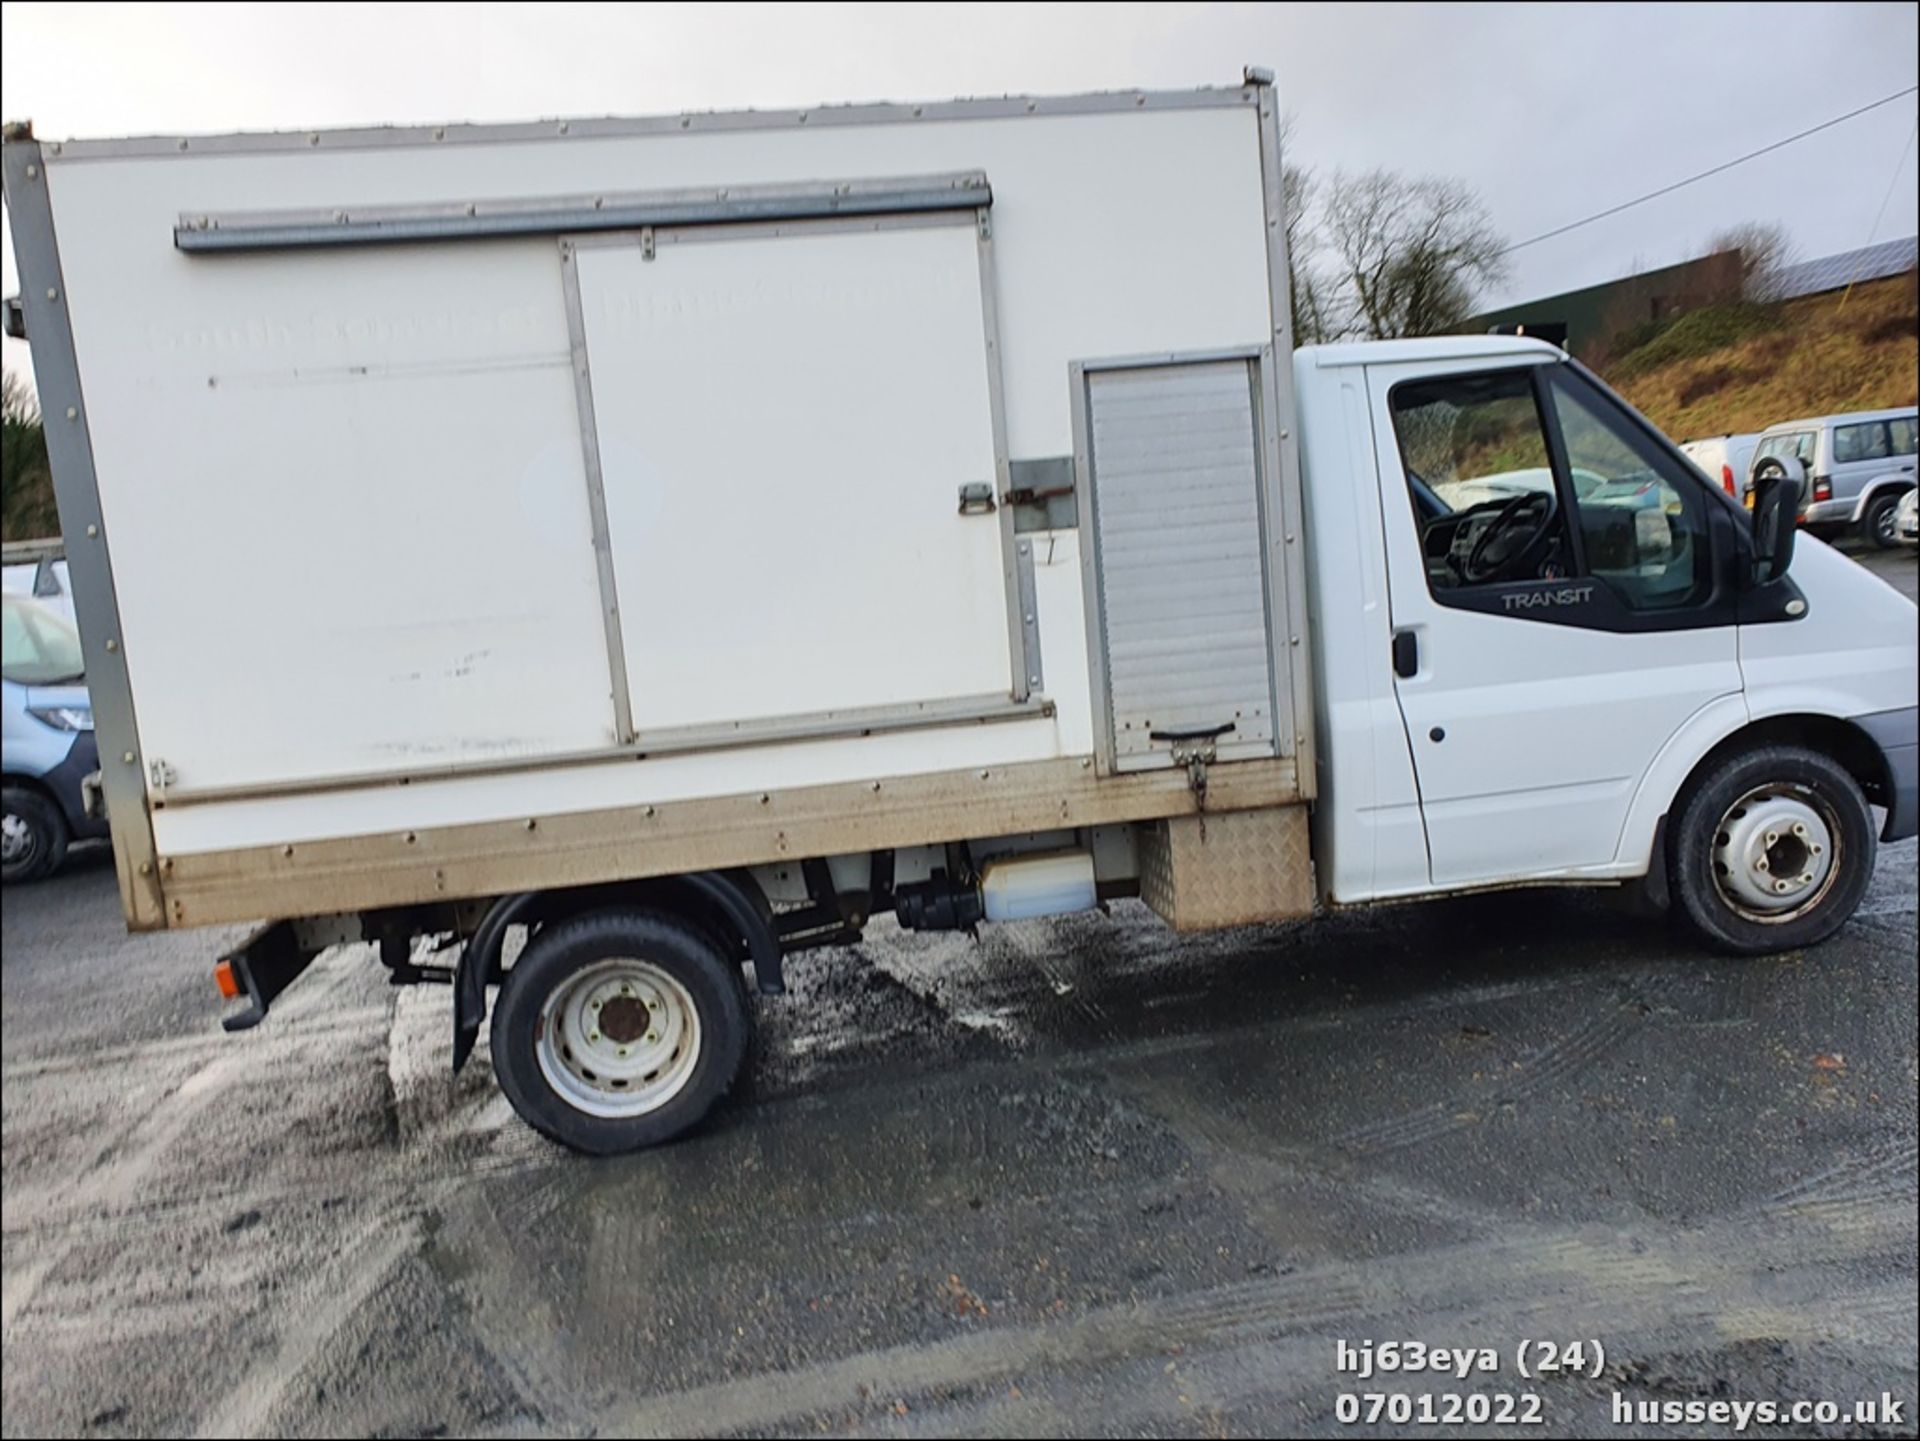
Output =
[{"x1": 1749, "y1": 455, "x2": 1803, "y2": 586}]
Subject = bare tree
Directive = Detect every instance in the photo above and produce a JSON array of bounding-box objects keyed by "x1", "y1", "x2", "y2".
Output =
[
  {"x1": 1278, "y1": 116, "x2": 1334, "y2": 346},
  {"x1": 1322, "y1": 170, "x2": 1510, "y2": 339},
  {"x1": 1707, "y1": 221, "x2": 1798, "y2": 302},
  {"x1": 3, "y1": 369, "x2": 59, "y2": 542},
  {"x1": 1292, "y1": 264, "x2": 1337, "y2": 347}
]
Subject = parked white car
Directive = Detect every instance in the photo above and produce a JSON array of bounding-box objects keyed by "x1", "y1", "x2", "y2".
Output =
[
  {"x1": 1897, "y1": 487, "x2": 1918, "y2": 547},
  {"x1": 0, "y1": 554, "x2": 77, "y2": 626},
  {"x1": 1678, "y1": 433, "x2": 1760, "y2": 499}
]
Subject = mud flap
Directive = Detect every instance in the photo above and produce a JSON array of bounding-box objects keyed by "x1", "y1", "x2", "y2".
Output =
[{"x1": 453, "y1": 893, "x2": 540, "y2": 1074}]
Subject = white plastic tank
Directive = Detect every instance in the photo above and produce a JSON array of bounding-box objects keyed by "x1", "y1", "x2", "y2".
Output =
[{"x1": 979, "y1": 849, "x2": 1098, "y2": 923}]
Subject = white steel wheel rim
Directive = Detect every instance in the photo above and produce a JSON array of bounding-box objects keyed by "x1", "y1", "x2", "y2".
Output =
[
  {"x1": 1711, "y1": 783, "x2": 1839, "y2": 923},
  {"x1": 1, "y1": 812, "x2": 34, "y2": 867},
  {"x1": 534, "y1": 958, "x2": 703, "y2": 1119}
]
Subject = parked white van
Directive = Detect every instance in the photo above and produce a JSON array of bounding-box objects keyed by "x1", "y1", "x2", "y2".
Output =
[{"x1": 1679, "y1": 432, "x2": 1760, "y2": 499}]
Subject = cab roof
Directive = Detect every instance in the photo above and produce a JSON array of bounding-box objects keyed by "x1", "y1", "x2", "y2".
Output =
[{"x1": 1298, "y1": 335, "x2": 1565, "y2": 369}]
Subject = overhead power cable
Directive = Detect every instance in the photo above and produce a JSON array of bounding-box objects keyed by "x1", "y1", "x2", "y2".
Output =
[{"x1": 1502, "y1": 85, "x2": 1919, "y2": 254}]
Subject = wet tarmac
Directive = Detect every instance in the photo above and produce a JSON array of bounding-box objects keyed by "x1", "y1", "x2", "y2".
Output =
[{"x1": 2, "y1": 546, "x2": 1914, "y2": 1438}]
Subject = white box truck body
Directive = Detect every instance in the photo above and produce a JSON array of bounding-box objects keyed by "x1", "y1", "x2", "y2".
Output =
[{"x1": 5, "y1": 75, "x2": 1914, "y2": 1153}]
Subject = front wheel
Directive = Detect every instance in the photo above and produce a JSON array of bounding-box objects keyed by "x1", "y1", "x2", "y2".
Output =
[
  {"x1": 489, "y1": 908, "x2": 751, "y2": 1154},
  {"x1": 1861, "y1": 492, "x2": 1904, "y2": 550},
  {"x1": 2, "y1": 784, "x2": 70, "y2": 884},
  {"x1": 1668, "y1": 744, "x2": 1876, "y2": 955}
]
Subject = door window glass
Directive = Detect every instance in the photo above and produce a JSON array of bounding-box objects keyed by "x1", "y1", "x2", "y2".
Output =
[
  {"x1": 0, "y1": 598, "x2": 41, "y2": 676},
  {"x1": 2, "y1": 596, "x2": 85, "y2": 685},
  {"x1": 1888, "y1": 416, "x2": 1917, "y2": 456},
  {"x1": 1755, "y1": 431, "x2": 1818, "y2": 472},
  {"x1": 1543, "y1": 370, "x2": 1712, "y2": 612},
  {"x1": 1389, "y1": 370, "x2": 1575, "y2": 593},
  {"x1": 1834, "y1": 421, "x2": 1889, "y2": 463}
]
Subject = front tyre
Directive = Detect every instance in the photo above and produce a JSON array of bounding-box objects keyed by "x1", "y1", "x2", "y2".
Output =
[
  {"x1": 1669, "y1": 744, "x2": 1876, "y2": 955},
  {"x1": 1861, "y1": 491, "x2": 1904, "y2": 550},
  {"x1": 489, "y1": 908, "x2": 750, "y2": 1154},
  {"x1": 1, "y1": 784, "x2": 70, "y2": 884}
]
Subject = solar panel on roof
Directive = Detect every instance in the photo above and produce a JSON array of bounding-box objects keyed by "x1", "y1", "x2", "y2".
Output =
[{"x1": 1774, "y1": 236, "x2": 1918, "y2": 300}]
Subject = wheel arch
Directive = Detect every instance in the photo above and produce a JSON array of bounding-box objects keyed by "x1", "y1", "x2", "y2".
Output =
[
  {"x1": 0, "y1": 771, "x2": 72, "y2": 829},
  {"x1": 1626, "y1": 706, "x2": 1893, "y2": 901},
  {"x1": 1, "y1": 771, "x2": 62, "y2": 804},
  {"x1": 1682, "y1": 712, "x2": 1889, "y2": 810},
  {"x1": 450, "y1": 869, "x2": 781, "y2": 1074},
  {"x1": 1851, "y1": 474, "x2": 1916, "y2": 523}
]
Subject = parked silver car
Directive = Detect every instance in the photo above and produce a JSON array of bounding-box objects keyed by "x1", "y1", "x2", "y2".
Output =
[{"x1": 1747, "y1": 407, "x2": 1917, "y2": 548}]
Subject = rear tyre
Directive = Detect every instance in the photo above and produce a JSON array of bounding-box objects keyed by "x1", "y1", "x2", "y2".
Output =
[
  {"x1": 1668, "y1": 744, "x2": 1875, "y2": 956},
  {"x1": 1, "y1": 784, "x2": 69, "y2": 884},
  {"x1": 1861, "y1": 491, "x2": 1904, "y2": 550},
  {"x1": 489, "y1": 907, "x2": 750, "y2": 1154}
]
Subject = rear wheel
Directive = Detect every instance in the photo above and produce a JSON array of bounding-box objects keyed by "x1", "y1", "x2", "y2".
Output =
[
  {"x1": 489, "y1": 908, "x2": 750, "y2": 1154},
  {"x1": 1861, "y1": 491, "x2": 1903, "y2": 550},
  {"x1": 1668, "y1": 744, "x2": 1875, "y2": 955},
  {"x1": 1, "y1": 784, "x2": 69, "y2": 884}
]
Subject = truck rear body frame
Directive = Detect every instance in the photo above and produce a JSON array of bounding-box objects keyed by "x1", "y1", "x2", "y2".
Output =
[{"x1": 3, "y1": 78, "x2": 1313, "y2": 934}]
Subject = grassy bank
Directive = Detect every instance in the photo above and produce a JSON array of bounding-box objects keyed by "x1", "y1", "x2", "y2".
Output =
[{"x1": 1606, "y1": 270, "x2": 1918, "y2": 440}]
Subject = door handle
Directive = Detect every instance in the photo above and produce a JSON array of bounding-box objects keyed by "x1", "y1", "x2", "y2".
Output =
[{"x1": 1392, "y1": 630, "x2": 1418, "y2": 678}]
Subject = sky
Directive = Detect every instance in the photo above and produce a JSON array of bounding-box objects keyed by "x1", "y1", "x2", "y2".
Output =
[{"x1": 2, "y1": 0, "x2": 1916, "y2": 389}]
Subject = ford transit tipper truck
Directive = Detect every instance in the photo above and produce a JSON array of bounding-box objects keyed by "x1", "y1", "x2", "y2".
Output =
[{"x1": 5, "y1": 72, "x2": 1914, "y2": 1153}]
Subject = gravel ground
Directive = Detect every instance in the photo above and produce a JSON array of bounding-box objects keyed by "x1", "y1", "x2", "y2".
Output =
[{"x1": 2, "y1": 547, "x2": 1914, "y2": 1440}]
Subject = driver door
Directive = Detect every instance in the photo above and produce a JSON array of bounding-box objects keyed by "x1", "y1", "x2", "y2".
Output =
[{"x1": 1365, "y1": 355, "x2": 1742, "y2": 889}]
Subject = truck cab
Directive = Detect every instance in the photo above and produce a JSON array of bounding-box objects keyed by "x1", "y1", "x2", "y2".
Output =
[{"x1": 1298, "y1": 337, "x2": 1916, "y2": 929}]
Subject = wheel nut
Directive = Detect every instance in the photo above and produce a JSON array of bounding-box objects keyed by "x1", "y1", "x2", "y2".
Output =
[
  {"x1": 621, "y1": 984, "x2": 633, "y2": 996},
  {"x1": 1792, "y1": 823, "x2": 1807, "y2": 837},
  {"x1": 646, "y1": 999, "x2": 659, "y2": 1011},
  {"x1": 1775, "y1": 880, "x2": 1790, "y2": 892},
  {"x1": 646, "y1": 1031, "x2": 659, "y2": 1044},
  {"x1": 588, "y1": 1030, "x2": 601, "y2": 1043},
  {"x1": 590, "y1": 999, "x2": 601, "y2": 1012},
  {"x1": 1765, "y1": 831, "x2": 1778, "y2": 845},
  {"x1": 1756, "y1": 858, "x2": 1770, "y2": 872},
  {"x1": 618, "y1": 1047, "x2": 629, "y2": 1058},
  {"x1": 1810, "y1": 844, "x2": 1822, "y2": 854}
]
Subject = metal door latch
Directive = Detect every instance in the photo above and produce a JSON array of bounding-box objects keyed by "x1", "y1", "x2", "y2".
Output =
[
  {"x1": 957, "y1": 482, "x2": 996, "y2": 515},
  {"x1": 1149, "y1": 723, "x2": 1237, "y2": 838}
]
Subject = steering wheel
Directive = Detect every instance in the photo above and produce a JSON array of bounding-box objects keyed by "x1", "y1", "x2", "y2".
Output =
[{"x1": 1458, "y1": 491, "x2": 1559, "y2": 585}]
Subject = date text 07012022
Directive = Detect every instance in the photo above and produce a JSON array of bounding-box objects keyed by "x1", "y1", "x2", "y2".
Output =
[{"x1": 1335, "y1": 1338, "x2": 1606, "y2": 1382}]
